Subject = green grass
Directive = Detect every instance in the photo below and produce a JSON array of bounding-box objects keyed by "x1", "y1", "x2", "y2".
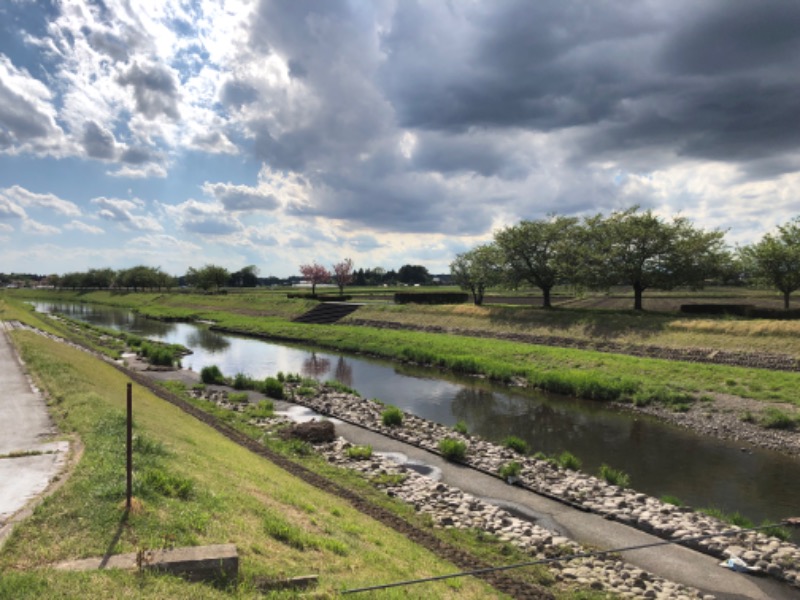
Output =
[{"x1": 0, "y1": 330, "x2": 506, "y2": 599}]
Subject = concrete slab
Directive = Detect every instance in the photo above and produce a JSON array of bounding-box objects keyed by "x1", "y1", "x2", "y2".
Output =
[
  {"x1": 55, "y1": 543, "x2": 239, "y2": 583},
  {"x1": 0, "y1": 323, "x2": 70, "y2": 541}
]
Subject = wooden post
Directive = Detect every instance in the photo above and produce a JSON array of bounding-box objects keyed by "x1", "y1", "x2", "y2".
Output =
[{"x1": 126, "y1": 382, "x2": 132, "y2": 511}]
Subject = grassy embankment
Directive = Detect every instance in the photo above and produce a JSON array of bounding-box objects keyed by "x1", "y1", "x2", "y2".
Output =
[
  {"x1": 0, "y1": 317, "x2": 521, "y2": 598},
  {"x1": 9, "y1": 289, "x2": 800, "y2": 410}
]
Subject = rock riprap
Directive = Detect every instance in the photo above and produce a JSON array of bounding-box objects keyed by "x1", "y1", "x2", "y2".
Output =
[
  {"x1": 288, "y1": 385, "x2": 800, "y2": 590},
  {"x1": 322, "y1": 437, "x2": 709, "y2": 600}
]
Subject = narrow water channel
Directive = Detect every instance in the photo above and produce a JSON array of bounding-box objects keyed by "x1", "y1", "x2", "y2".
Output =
[{"x1": 33, "y1": 301, "x2": 800, "y2": 537}]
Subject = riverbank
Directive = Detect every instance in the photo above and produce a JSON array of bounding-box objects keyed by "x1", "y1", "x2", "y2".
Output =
[
  {"x1": 271, "y1": 382, "x2": 800, "y2": 591},
  {"x1": 174, "y1": 377, "x2": 799, "y2": 598}
]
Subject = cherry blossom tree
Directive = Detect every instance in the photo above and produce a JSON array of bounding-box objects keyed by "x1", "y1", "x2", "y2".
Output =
[
  {"x1": 299, "y1": 262, "x2": 331, "y2": 296},
  {"x1": 332, "y1": 258, "x2": 354, "y2": 295}
]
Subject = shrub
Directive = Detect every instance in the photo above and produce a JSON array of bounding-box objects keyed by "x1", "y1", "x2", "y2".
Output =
[
  {"x1": 346, "y1": 445, "x2": 373, "y2": 460},
  {"x1": 498, "y1": 461, "x2": 522, "y2": 480},
  {"x1": 263, "y1": 377, "x2": 284, "y2": 400},
  {"x1": 325, "y1": 380, "x2": 360, "y2": 396},
  {"x1": 452, "y1": 421, "x2": 468, "y2": 435},
  {"x1": 233, "y1": 372, "x2": 252, "y2": 390},
  {"x1": 200, "y1": 365, "x2": 225, "y2": 385},
  {"x1": 598, "y1": 464, "x2": 630, "y2": 488},
  {"x1": 502, "y1": 436, "x2": 528, "y2": 455},
  {"x1": 557, "y1": 451, "x2": 582, "y2": 471},
  {"x1": 439, "y1": 438, "x2": 467, "y2": 462},
  {"x1": 381, "y1": 406, "x2": 404, "y2": 427},
  {"x1": 394, "y1": 292, "x2": 469, "y2": 305},
  {"x1": 297, "y1": 385, "x2": 317, "y2": 397}
]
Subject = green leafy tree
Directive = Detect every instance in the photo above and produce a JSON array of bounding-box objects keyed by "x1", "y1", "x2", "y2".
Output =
[
  {"x1": 187, "y1": 264, "x2": 230, "y2": 292},
  {"x1": 581, "y1": 207, "x2": 727, "y2": 310},
  {"x1": 230, "y1": 265, "x2": 259, "y2": 287},
  {"x1": 450, "y1": 244, "x2": 503, "y2": 305},
  {"x1": 397, "y1": 264, "x2": 430, "y2": 285},
  {"x1": 494, "y1": 216, "x2": 579, "y2": 308},
  {"x1": 740, "y1": 217, "x2": 800, "y2": 309}
]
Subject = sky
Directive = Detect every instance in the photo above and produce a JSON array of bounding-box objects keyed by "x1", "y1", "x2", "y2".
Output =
[{"x1": 2, "y1": 0, "x2": 800, "y2": 278}]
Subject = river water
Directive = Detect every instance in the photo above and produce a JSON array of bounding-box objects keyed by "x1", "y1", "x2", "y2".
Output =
[{"x1": 32, "y1": 301, "x2": 800, "y2": 535}]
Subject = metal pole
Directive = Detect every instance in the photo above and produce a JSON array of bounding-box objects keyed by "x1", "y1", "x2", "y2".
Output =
[{"x1": 126, "y1": 382, "x2": 132, "y2": 511}]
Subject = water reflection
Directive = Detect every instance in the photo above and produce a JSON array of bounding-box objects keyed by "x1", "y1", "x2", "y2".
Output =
[
  {"x1": 185, "y1": 328, "x2": 230, "y2": 353},
  {"x1": 302, "y1": 353, "x2": 331, "y2": 379}
]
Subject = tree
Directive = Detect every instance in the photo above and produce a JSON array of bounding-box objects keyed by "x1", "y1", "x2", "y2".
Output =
[
  {"x1": 740, "y1": 217, "x2": 800, "y2": 309},
  {"x1": 494, "y1": 216, "x2": 579, "y2": 308},
  {"x1": 299, "y1": 262, "x2": 331, "y2": 296},
  {"x1": 581, "y1": 207, "x2": 727, "y2": 310},
  {"x1": 187, "y1": 264, "x2": 230, "y2": 292},
  {"x1": 450, "y1": 244, "x2": 503, "y2": 305},
  {"x1": 332, "y1": 258, "x2": 354, "y2": 295},
  {"x1": 230, "y1": 265, "x2": 259, "y2": 287},
  {"x1": 397, "y1": 264, "x2": 430, "y2": 285}
]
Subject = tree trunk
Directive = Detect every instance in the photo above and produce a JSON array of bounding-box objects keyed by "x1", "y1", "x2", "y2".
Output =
[
  {"x1": 542, "y1": 287, "x2": 552, "y2": 309},
  {"x1": 785, "y1": 290, "x2": 791, "y2": 310},
  {"x1": 633, "y1": 284, "x2": 644, "y2": 311}
]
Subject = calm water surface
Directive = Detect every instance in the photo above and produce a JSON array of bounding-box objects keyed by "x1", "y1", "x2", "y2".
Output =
[{"x1": 33, "y1": 301, "x2": 800, "y2": 534}]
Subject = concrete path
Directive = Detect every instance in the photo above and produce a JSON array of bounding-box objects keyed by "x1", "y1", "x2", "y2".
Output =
[
  {"x1": 0, "y1": 322, "x2": 69, "y2": 544},
  {"x1": 328, "y1": 419, "x2": 799, "y2": 600}
]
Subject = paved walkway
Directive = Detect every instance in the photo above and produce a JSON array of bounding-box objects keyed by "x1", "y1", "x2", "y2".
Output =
[{"x1": 0, "y1": 322, "x2": 69, "y2": 545}]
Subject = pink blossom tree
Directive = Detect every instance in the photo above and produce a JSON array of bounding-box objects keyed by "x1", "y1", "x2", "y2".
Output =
[
  {"x1": 299, "y1": 262, "x2": 331, "y2": 296},
  {"x1": 332, "y1": 258, "x2": 354, "y2": 295}
]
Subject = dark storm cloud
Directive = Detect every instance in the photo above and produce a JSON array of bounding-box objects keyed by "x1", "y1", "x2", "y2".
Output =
[
  {"x1": 117, "y1": 61, "x2": 180, "y2": 120},
  {"x1": 378, "y1": 0, "x2": 800, "y2": 170},
  {"x1": 410, "y1": 132, "x2": 528, "y2": 180},
  {"x1": 81, "y1": 120, "x2": 116, "y2": 159}
]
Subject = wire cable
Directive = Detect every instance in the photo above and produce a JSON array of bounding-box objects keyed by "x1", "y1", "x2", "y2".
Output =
[{"x1": 342, "y1": 518, "x2": 799, "y2": 595}]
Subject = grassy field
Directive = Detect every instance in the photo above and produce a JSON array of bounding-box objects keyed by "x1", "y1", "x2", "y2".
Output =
[{"x1": 0, "y1": 330, "x2": 518, "y2": 599}]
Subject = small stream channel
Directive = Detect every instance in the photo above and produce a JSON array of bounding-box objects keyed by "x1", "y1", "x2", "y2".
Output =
[{"x1": 32, "y1": 301, "x2": 800, "y2": 537}]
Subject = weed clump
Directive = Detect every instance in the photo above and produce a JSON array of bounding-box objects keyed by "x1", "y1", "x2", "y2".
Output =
[
  {"x1": 346, "y1": 445, "x2": 373, "y2": 460},
  {"x1": 439, "y1": 438, "x2": 467, "y2": 462},
  {"x1": 557, "y1": 451, "x2": 582, "y2": 471},
  {"x1": 502, "y1": 436, "x2": 528, "y2": 455},
  {"x1": 381, "y1": 406, "x2": 403, "y2": 427},
  {"x1": 598, "y1": 464, "x2": 630, "y2": 488},
  {"x1": 498, "y1": 461, "x2": 522, "y2": 480}
]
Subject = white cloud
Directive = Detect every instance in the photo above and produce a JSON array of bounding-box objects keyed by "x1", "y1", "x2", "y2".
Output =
[
  {"x1": 202, "y1": 181, "x2": 278, "y2": 212},
  {"x1": 65, "y1": 220, "x2": 104, "y2": 235},
  {"x1": 4, "y1": 185, "x2": 81, "y2": 216},
  {"x1": 0, "y1": 55, "x2": 68, "y2": 156},
  {"x1": 0, "y1": 196, "x2": 26, "y2": 220},
  {"x1": 92, "y1": 196, "x2": 163, "y2": 231},
  {"x1": 162, "y1": 198, "x2": 243, "y2": 235},
  {"x1": 22, "y1": 218, "x2": 60, "y2": 235}
]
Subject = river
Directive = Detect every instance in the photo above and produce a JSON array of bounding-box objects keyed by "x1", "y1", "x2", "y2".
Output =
[{"x1": 31, "y1": 300, "x2": 800, "y2": 536}]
